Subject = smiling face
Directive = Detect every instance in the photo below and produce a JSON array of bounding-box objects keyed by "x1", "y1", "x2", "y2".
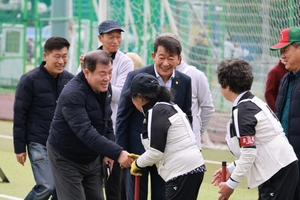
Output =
[
  {"x1": 280, "y1": 44, "x2": 300, "y2": 74},
  {"x1": 43, "y1": 47, "x2": 68, "y2": 78},
  {"x1": 151, "y1": 46, "x2": 181, "y2": 82},
  {"x1": 84, "y1": 61, "x2": 112, "y2": 92},
  {"x1": 98, "y1": 30, "x2": 122, "y2": 54}
]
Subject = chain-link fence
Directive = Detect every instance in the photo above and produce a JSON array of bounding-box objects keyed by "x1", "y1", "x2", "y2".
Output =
[{"x1": 1, "y1": 0, "x2": 299, "y2": 115}]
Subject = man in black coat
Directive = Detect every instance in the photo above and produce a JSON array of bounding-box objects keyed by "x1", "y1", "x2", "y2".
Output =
[
  {"x1": 47, "y1": 50, "x2": 134, "y2": 200},
  {"x1": 116, "y1": 34, "x2": 192, "y2": 200},
  {"x1": 13, "y1": 37, "x2": 74, "y2": 200},
  {"x1": 271, "y1": 26, "x2": 300, "y2": 200}
]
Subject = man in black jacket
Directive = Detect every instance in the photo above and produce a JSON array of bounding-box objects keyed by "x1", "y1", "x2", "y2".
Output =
[
  {"x1": 271, "y1": 26, "x2": 300, "y2": 200},
  {"x1": 116, "y1": 34, "x2": 192, "y2": 200},
  {"x1": 47, "y1": 50, "x2": 134, "y2": 200},
  {"x1": 13, "y1": 37, "x2": 74, "y2": 200}
]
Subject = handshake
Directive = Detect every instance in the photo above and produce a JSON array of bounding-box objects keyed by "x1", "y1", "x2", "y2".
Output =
[{"x1": 118, "y1": 151, "x2": 142, "y2": 176}]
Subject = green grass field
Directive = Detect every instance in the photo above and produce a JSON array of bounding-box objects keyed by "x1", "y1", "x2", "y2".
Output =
[{"x1": 0, "y1": 120, "x2": 258, "y2": 200}]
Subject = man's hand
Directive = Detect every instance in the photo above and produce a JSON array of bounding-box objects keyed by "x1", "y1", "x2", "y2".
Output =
[
  {"x1": 102, "y1": 156, "x2": 114, "y2": 171},
  {"x1": 118, "y1": 151, "x2": 134, "y2": 168},
  {"x1": 217, "y1": 182, "x2": 234, "y2": 200},
  {"x1": 16, "y1": 152, "x2": 27, "y2": 166},
  {"x1": 130, "y1": 161, "x2": 142, "y2": 176},
  {"x1": 79, "y1": 54, "x2": 85, "y2": 68},
  {"x1": 128, "y1": 153, "x2": 139, "y2": 160},
  {"x1": 211, "y1": 167, "x2": 230, "y2": 186}
]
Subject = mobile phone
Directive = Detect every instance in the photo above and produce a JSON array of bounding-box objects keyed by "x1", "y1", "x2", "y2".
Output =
[{"x1": 106, "y1": 162, "x2": 111, "y2": 180}]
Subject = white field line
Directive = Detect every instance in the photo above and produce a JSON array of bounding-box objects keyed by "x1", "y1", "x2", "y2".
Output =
[
  {"x1": 0, "y1": 134, "x2": 13, "y2": 139},
  {"x1": 0, "y1": 194, "x2": 23, "y2": 200},
  {"x1": 0, "y1": 134, "x2": 225, "y2": 166},
  {"x1": 204, "y1": 159, "x2": 224, "y2": 165}
]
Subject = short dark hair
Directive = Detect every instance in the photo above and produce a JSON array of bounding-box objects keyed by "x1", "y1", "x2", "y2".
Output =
[
  {"x1": 44, "y1": 37, "x2": 70, "y2": 53},
  {"x1": 154, "y1": 34, "x2": 182, "y2": 56},
  {"x1": 83, "y1": 50, "x2": 112, "y2": 73},
  {"x1": 216, "y1": 58, "x2": 253, "y2": 94}
]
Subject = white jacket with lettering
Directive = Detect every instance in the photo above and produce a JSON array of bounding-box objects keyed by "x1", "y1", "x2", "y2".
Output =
[
  {"x1": 226, "y1": 91, "x2": 297, "y2": 189},
  {"x1": 136, "y1": 102, "x2": 204, "y2": 182}
]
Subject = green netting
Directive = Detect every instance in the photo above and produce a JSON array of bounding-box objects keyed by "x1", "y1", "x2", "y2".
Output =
[{"x1": 1, "y1": 0, "x2": 300, "y2": 113}]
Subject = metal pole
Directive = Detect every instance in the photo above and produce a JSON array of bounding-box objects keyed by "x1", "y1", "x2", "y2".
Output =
[
  {"x1": 289, "y1": 0, "x2": 294, "y2": 27},
  {"x1": 23, "y1": 0, "x2": 28, "y2": 73},
  {"x1": 262, "y1": 0, "x2": 270, "y2": 75},
  {"x1": 34, "y1": 0, "x2": 39, "y2": 67},
  {"x1": 51, "y1": 0, "x2": 70, "y2": 40}
]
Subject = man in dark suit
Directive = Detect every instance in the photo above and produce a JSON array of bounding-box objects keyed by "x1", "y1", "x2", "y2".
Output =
[{"x1": 115, "y1": 34, "x2": 192, "y2": 200}]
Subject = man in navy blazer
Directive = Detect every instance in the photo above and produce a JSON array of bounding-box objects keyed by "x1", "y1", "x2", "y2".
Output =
[{"x1": 116, "y1": 34, "x2": 192, "y2": 200}]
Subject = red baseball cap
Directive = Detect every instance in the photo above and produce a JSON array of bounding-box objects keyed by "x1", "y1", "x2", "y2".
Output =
[{"x1": 270, "y1": 27, "x2": 300, "y2": 51}]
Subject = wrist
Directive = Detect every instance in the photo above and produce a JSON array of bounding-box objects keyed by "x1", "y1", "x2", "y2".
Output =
[
  {"x1": 226, "y1": 178, "x2": 239, "y2": 189},
  {"x1": 135, "y1": 160, "x2": 141, "y2": 169}
]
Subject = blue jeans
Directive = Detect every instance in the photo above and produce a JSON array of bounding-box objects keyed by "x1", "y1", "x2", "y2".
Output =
[{"x1": 25, "y1": 142, "x2": 57, "y2": 200}]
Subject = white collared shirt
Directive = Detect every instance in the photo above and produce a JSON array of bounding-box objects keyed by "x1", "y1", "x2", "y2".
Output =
[
  {"x1": 233, "y1": 91, "x2": 248, "y2": 106},
  {"x1": 153, "y1": 64, "x2": 175, "y2": 90}
]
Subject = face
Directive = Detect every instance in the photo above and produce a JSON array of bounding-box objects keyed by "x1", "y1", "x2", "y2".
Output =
[
  {"x1": 151, "y1": 46, "x2": 181, "y2": 82},
  {"x1": 220, "y1": 85, "x2": 232, "y2": 102},
  {"x1": 98, "y1": 30, "x2": 122, "y2": 54},
  {"x1": 280, "y1": 44, "x2": 300, "y2": 73},
  {"x1": 43, "y1": 47, "x2": 68, "y2": 78},
  {"x1": 84, "y1": 62, "x2": 112, "y2": 92},
  {"x1": 132, "y1": 96, "x2": 144, "y2": 113}
]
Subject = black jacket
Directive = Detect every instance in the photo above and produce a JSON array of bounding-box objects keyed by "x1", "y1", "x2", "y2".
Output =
[
  {"x1": 13, "y1": 62, "x2": 74, "y2": 154},
  {"x1": 48, "y1": 71, "x2": 123, "y2": 164},
  {"x1": 276, "y1": 71, "x2": 300, "y2": 156}
]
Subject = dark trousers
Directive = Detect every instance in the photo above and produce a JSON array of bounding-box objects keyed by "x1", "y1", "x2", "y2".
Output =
[
  {"x1": 258, "y1": 161, "x2": 299, "y2": 200},
  {"x1": 165, "y1": 172, "x2": 204, "y2": 200},
  {"x1": 125, "y1": 165, "x2": 165, "y2": 200},
  {"x1": 293, "y1": 156, "x2": 300, "y2": 200},
  {"x1": 120, "y1": 169, "x2": 126, "y2": 200},
  {"x1": 47, "y1": 142, "x2": 104, "y2": 200},
  {"x1": 105, "y1": 160, "x2": 126, "y2": 200}
]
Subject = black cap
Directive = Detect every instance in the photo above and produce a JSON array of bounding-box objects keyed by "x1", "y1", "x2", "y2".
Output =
[
  {"x1": 98, "y1": 20, "x2": 124, "y2": 34},
  {"x1": 123, "y1": 73, "x2": 158, "y2": 97}
]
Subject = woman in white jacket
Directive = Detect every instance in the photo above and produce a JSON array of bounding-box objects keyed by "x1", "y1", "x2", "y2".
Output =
[
  {"x1": 125, "y1": 73, "x2": 205, "y2": 200},
  {"x1": 211, "y1": 58, "x2": 298, "y2": 200}
]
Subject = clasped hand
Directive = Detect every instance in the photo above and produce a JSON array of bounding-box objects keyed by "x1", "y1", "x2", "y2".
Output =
[
  {"x1": 211, "y1": 167, "x2": 233, "y2": 200},
  {"x1": 118, "y1": 151, "x2": 140, "y2": 169},
  {"x1": 127, "y1": 153, "x2": 142, "y2": 176}
]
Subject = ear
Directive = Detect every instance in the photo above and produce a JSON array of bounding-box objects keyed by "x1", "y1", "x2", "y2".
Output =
[
  {"x1": 178, "y1": 55, "x2": 182, "y2": 65},
  {"x1": 133, "y1": 95, "x2": 144, "y2": 103},
  {"x1": 43, "y1": 52, "x2": 47, "y2": 60},
  {"x1": 151, "y1": 52, "x2": 155, "y2": 60},
  {"x1": 83, "y1": 68, "x2": 89, "y2": 78},
  {"x1": 139, "y1": 96, "x2": 145, "y2": 103},
  {"x1": 98, "y1": 34, "x2": 103, "y2": 43}
]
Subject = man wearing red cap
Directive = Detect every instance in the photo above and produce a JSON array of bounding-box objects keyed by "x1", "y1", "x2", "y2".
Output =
[{"x1": 270, "y1": 26, "x2": 300, "y2": 200}]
